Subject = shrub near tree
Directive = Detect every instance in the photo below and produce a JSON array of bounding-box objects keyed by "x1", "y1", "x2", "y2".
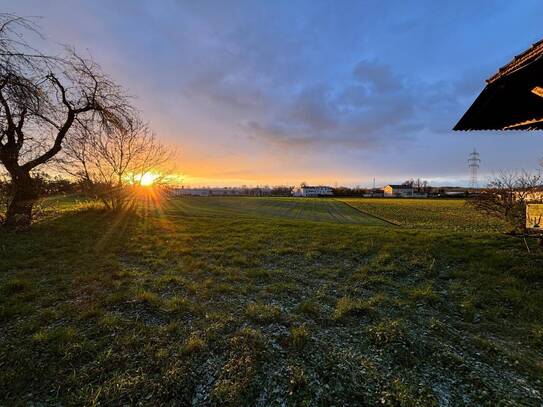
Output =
[
  {"x1": 63, "y1": 118, "x2": 172, "y2": 211},
  {"x1": 468, "y1": 170, "x2": 543, "y2": 233},
  {"x1": 0, "y1": 172, "x2": 79, "y2": 224}
]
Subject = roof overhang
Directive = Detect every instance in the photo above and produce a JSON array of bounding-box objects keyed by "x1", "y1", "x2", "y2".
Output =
[{"x1": 454, "y1": 49, "x2": 543, "y2": 131}]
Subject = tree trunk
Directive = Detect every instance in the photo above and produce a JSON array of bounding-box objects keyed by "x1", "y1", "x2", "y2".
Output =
[{"x1": 4, "y1": 171, "x2": 38, "y2": 229}]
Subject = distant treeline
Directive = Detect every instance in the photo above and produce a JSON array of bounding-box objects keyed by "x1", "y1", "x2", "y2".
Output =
[
  {"x1": 332, "y1": 187, "x2": 373, "y2": 197},
  {"x1": 169, "y1": 185, "x2": 472, "y2": 197}
]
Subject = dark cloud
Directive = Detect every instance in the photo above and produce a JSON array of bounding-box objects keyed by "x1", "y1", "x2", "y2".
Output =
[
  {"x1": 239, "y1": 60, "x2": 460, "y2": 150},
  {"x1": 353, "y1": 60, "x2": 403, "y2": 92}
]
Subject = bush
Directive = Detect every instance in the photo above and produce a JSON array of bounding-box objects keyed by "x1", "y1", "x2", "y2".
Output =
[{"x1": 467, "y1": 171, "x2": 542, "y2": 232}]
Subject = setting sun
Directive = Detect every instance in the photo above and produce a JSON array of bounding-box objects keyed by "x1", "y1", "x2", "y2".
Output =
[{"x1": 140, "y1": 172, "x2": 159, "y2": 186}]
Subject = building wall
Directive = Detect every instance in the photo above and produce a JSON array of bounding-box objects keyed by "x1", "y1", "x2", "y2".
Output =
[
  {"x1": 384, "y1": 186, "x2": 394, "y2": 197},
  {"x1": 293, "y1": 186, "x2": 333, "y2": 197},
  {"x1": 301, "y1": 187, "x2": 333, "y2": 197},
  {"x1": 384, "y1": 186, "x2": 414, "y2": 197},
  {"x1": 397, "y1": 189, "x2": 414, "y2": 197}
]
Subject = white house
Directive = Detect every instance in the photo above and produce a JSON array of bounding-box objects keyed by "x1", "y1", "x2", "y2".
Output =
[
  {"x1": 383, "y1": 185, "x2": 414, "y2": 197},
  {"x1": 292, "y1": 185, "x2": 333, "y2": 197}
]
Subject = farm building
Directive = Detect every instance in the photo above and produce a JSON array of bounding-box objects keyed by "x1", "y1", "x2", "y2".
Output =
[
  {"x1": 383, "y1": 185, "x2": 414, "y2": 197},
  {"x1": 170, "y1": 187, "x2": 249, "y2": 197},
  {"x1": 170, "y1": 187, "x2": 274, "y2": 197},
  {"x1": 170, "y1": 188, "x2": 211, "y2": 196},
  {"x1": 454, "y1": 39, "x2": 543, "y2": 130},
  {"x1": 292, "y1": 185, "x2": 333, "y2": 197}
]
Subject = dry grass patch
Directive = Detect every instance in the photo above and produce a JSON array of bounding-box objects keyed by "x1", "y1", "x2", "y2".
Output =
[
  {"x1": 290, "y1": 324, "x2": 310, "y2": 350},
  {"x1": 245, "y1": 303, "x2": 281, "y2": 324}
]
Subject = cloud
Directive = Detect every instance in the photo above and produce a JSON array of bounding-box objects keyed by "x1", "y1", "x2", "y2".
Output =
[
  {"x1": 353, "y1": 60, "x2": 403, "y2": 92},
  {"x1": 239, "y1": 60, "x2": 463, "y2": 151},
  {"x1": 52, "y1": 0, "x2": 514, "y2": 159}
]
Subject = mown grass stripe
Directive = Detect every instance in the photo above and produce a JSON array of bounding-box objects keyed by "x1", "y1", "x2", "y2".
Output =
[{"x1": 336, "y1": 199, "x2": 400, "y2": 226}]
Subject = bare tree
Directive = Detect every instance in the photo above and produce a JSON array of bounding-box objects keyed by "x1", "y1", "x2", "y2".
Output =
[
  {"x1": 0, "y1": 14, "x2": 131, "y2": 228},
  {"x1": 468, "y1": 170, "x2": 542, "y2": 232},
  {"x1": 402, "y1": 179, "x2": 415, "y2": 188},
  {"x1": 63, "y1": 117, "x2": 172, "y2": 211}
]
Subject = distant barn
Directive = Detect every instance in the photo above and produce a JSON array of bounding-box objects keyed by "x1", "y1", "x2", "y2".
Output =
[{"x1": 454, "y1": 39, "x2": 543, "y2": 130}]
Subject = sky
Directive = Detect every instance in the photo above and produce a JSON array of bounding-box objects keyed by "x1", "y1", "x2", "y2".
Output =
[{"x1": 3, "y1": 0, "x2": 543, "y2": 187}]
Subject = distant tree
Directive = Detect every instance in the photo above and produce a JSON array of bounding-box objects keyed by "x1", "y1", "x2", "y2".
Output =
[
  {"x1": 412, "y1": 178, "x2": 429, "y2": 192},
  {"x1": 332, "y1": 186, "x2": 368, "y2": 197},
  {"x1": 0, "y1": 14, "x2": 131, "y2": 228},
  {"x1": 270, "y1": 185, "x2": 293, "y2": 196},
  {"x1": 468, "y1": 171, "x2": 542, "y2": 232},
  {"x1": 63, "y1": 117, "x2": 172, "y2": 211},
  {"x1": 402, "y1": 179, "x2": 415, "y2": 188}
]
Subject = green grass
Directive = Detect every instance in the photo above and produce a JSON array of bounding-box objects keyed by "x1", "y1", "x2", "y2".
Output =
[
  {"x1": 163, "y1": 196, "x2": 388, "y2": 225},
  {"x1": 290, "y1": 324, "x2": 310, "y2": 350},
  {"x1": 1, "y1": 196, "x2": 542, "y2": 405},
  {"x1": 340, "y1": 197, "x2": 507, "y2": 231},
  {"x1": 245, "y1": 302, "x2": 282, "y2": 323}
]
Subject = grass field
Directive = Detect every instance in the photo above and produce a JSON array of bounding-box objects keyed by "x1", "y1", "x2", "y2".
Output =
[
  {"x1": 163, "y1": 197, "x2": 388, "y2": 225},
  {"x1": 339, "y1": 198, "x2": 507, "y2": 231},
  {"x1": 1, "y1": 196, "x2": 543, "y2": 405}
]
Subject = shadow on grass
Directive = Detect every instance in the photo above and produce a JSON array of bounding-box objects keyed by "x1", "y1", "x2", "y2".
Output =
[
  {"x1": 0, "y1": 208, "x2": 139, "y2": 289},
  {"x1": 2, "y1": 206, "x2": 138, "y2": 258}
]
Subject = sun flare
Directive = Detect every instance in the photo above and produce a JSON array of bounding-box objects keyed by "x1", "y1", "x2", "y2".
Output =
[{"x1": 140, "y1": 172, "x2": 159, "y2": 186}]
